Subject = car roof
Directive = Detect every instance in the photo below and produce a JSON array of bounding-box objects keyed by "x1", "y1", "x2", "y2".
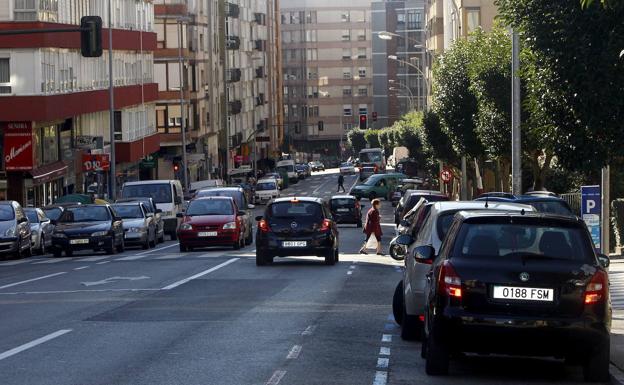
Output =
[
  {"x1": 430, "y1": 201, "x2": 534, "y2": 216},
  {"x1": 198, "y1": 187, "x2": 244, "y2": 192},
  {"x1": 331, "y1": 195, "x2": 356, "y2": 200},
  {"x1": 64, "y1": 204, "x2": 110, "y2": 208},
  {"x1": 258, "y1": 178, "x2": 278, "y2": 183},
  {"x1": 455, "y1": 210, "x2": 583, "y2": 224},
  {"x1": 112, "y1": 202, "x2": 143, "y2": 206},
  {"x1": 406, "y1": 189, "x2": 446, "y2": 196},
  {"x1": 192, "y1": 196, "x2": 235, "y2": 202},
  {"x1": 271, "y1": 197, "x2": 324, "y2": 204},
  {"x1": 123, "y1": 180, "x2": 178, "y2": 186}
]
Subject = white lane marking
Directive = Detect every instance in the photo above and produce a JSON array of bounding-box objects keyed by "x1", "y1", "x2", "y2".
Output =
[
  {"x1": 0, "y1": 329, "x2": 72, "y2": 361},
  {"x1": 266, "y1": 370, "x2": 287, "y2": 385},
  {"x1": 349, "y1": 265, "x2": 356, "y2": 269},
  {"x1": 161, "y1": 258, "x2": 239, "y2": 290},
  {"x1": 377, "y1": 357, "x2": 389, "y2": 369},
  {"x1": 381, "y1": 334, "x2": 392, "y2": 343},
  {"x1": 286, "y1": 345, "x2": 302, "y2": 359},
  {"x1": 196, "y1": 252, "x2": 224, "y2": 258},
  {"x1": 379, "y1": 347, "x2": 391, "y2": 356},
  {"x1": 0, "y1": 259, "x2": 44, "y2": 266},
  {"x1": 135, "y1": 242, "x2": 180, "y2": 256},
  {"x1": 373, "y1": 370, "x2": 388, "y2": 385},
  {"x1": 73, "y1": 266, "x2": 89, "y2": 271},
  {"x1": 0, "y1": 272, "x2": 66, "y2": 290},
  {"x1": 33, "y1": 258, "x2": 71, "y2": 264},
  {"x1": 79, "y1": 256, "x2": 109, "y2": 262},
  {"x1": 302, "y1": 325, "x2": 316, "y2": 336},
  {"x1": 0, "y1": 288, "x2": 160, "y2": 295},
  {"x1": 155, "y1": 254, "x2": 184, "y2": 260},
  {"x1": 347, "y1": 271, "x2": 353, "y2": 275},
  {"x1": 380, "y1": 223, "x2": 396, "y2": 227},
  {"x1": 81, "y1": 276, "x2": 150, "y2": 287},
  {"x1": 115, "y1": 254, "x2": 149, "y2": 261},
  {"x1": 96, "y1": 261, "x2": 110, "y2": 265}
]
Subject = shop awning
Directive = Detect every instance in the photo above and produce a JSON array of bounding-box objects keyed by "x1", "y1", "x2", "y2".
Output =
[
  {"x1": 115, "y1": 133, "x2": 161, "y2": 164},
  {"x1": 30, "y1": 161, "x2": 68, "y2": 185}
]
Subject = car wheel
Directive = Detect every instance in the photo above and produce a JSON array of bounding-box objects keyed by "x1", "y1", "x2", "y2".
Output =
[
  {"x1": 369, "y1": 192, "x2": 376, "y2": 200},
  {"x1": 53, "y1": 249, "x2": 62, "y2": 258},
  {"x1": 106, "y1": 237, "x2": 117, "y2": 255},
  {"x1": 149, "y1": 231, "x2": 157, "y2": 248},
  {"x1": 583, "y1": 340, "x2": 610, "y2": 382},
  {"x1": 425, "y1": 328, "x2": 450, "y2": 376},
  {"x1": 65, "y1": 249, "x2": 73, "y2": 258},
  {"x1": 334, "y1": 249, "x2": 339, "y2": 262},
  {"x1": 180, "y1": 244, "x2": 188, "y2": 252},
  {"x1": 390, "y1": 244, "x2": 405, "y2": 261},
  {"x1": 256, "y1": 251, "x2": 268, "y2": 266},
  {"x1": 245, "y1": 231, "x2": 253, "y2": 246},
  {"x1": 38, "y1": 236, "x2": 46, "y2": 255},
  {"x1": 401, "y1": 297, "x2": 423, "y2": 341},
  {"x1": 233, "y1": 240, "x2": 241, "y2": 250},
  {"x1": 357, "y1": 220, "x2": 363, "y2": 228},
  {"x1": 117, "y1": 239, "x2": 125, "y2": 253},
  {"x1": 158, "y1": 230, "x2": 165, "y2": 243},
  {"x1": 324, "y1": 250, "x2": 336, "y2": 266},
  {"x1": 393, "y1": 280, "x2": 404, "y2": 326},
  {"x1": 23, "y1": 245, "x2": 32, "y2": 258},
  {"x1": 170, "y1": 231, "x2": 178, "y2": 241}
]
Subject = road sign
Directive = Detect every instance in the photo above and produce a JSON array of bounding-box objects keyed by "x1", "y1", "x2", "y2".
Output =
[
  {"x1": 440, "y1": 168, "x2": 453, "y2": 183},
  {"x1": 581, "y1": 185, "x2": 601, "y2": 252}
]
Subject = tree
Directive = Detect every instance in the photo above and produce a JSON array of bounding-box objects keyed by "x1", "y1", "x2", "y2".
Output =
[
  {"x1": 422, "y1": 111, "x2": 457, "y2": 164},
  {"x1": 347, "y1": 129, "x2": 366, "y2": 154},
  {"x1": 364, "y1": 129, "x2": 381, "y2": 149}
]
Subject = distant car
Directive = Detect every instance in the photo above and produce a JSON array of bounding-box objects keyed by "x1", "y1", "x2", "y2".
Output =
[
  {"x1": 0, "y1": 201, "x2": 32, "y2": 259},
  {"x1": 115, "y1": 197, "x2": 165, "y2": 243},
  {"x1": 255, "y1": 197, "x2": 339, "y2": 266},
  {"x1": 24, "y1": 208, "x2": 54, "y2": 255},
  {"x1": 474, "y1": 195, "x2": 575, "y2": 216},
  {"x1": 42, "y1": 205, "x2": 68, "y2": 222},
  {"x1": 420, "y1": 211, "x2": 610, "y2": 382},
  {"x1": 523, "y1": 190, "x2": 558, "y2": 197},
  {"x1": 195, "y1": 187, "x2": 255, "y2": 245},
  {"x1": 177, "y1": 196, "x2": 245, "y2": 251},
  {"x1": 390, "y1": 178, "x2": 425, "y2": 206},
  {"x1": 111, "y1": 202, "x2": 157, "y2": 249},
  {"x1": 295, "y1": 165, "x2": 306, "y2": 180},
  {"x1": 309, "y1": 161, "x2": 325, "y2": 172},
  {"x1": 394, "y1": 190, "x2": 448, "y2": 225},
  {"x1": 295, "y1": 164, "x2": 310, "y2": 179},
  {"x1": 350, "y1": 173, "x2": 408, "y2": 201},
  {"x1": 265, "y1": 172, "x2": 284, "y2": 189},
  {"x1": 51, "y1": 204, "x2": 125, "y2": 257},
  {"x1": 339, "y1": 162, "x2": 356, "y2": 175},
  {"x1": 255, "y1": 179, "x2": 281, "y2": 204},
  {"x1": 329, "y1": 195, "x2": 364, "y2": 227}
]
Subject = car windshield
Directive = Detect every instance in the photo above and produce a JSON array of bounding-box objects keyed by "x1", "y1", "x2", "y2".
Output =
[
  {"x1": 60, "y1": 206, "x2": 111, "y2": 222},
  {"x1": 331, "y1": 199, "x2": 354, "y2": 208},
  {"x1": 363, "y1": 177, "x2": 380, "y2": 186},
  {"x1": 25, "y1": 210, "x2": 38, "y2": 223},
  {"x1": 122, "y1": 184, "x2": 172, "y2": 204},
  {"x1": 0, "y1": 205, "x2": 15, "y2": 221},
  {"x1": 43, "y1": 208, "x2": 62, "y2": 221},
  {"x1": 277, "y1": 165, "x2": 295, "y2": 173},
  {"x1": 186, "y1": 199, "x2": 234, "y2": 216},
  {"x1": 257, "y1": 182, "x2": 277, "y2": 191},
  {"x1": 195, "y1": 190, "x2": 244, "y2": 209},
  {"x1": 359, "y1": 152, "x2": 382, "y2": 163},
  {"x1": 112, "y1": 205, "x2": 144, "y2": 219},
  {"x1": 269, "y1": 201, "x2": 322, "y2": 219},
  {"x1": 454, "y1": 222, "x2": 594, "y2": 262},
  {"x1": 526, "y1": 201, "x2": 574, "y2": 216},
  {"x1": 405, "y1": 194, "x2": 446, "y2": 212}
]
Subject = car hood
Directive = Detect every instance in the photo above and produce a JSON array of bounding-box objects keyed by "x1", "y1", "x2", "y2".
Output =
[
  {"x1": 185, "y1": 214, "x2": 236, "y2": 225},
  {"x1": 55, "y1": 221, "x2": 111, "y2": 234},
  {"x1": 122, "y1": 219, "x2": 146, "y2": 228}
]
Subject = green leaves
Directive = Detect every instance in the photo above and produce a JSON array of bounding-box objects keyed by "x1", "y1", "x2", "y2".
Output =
[{"x1": 347, "y1": 129, "x2": 366, "y2": 154}]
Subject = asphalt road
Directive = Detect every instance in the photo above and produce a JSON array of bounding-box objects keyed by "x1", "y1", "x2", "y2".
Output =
[{"x1": 0, "y1": 169, "x2": 621, "y2": 385}]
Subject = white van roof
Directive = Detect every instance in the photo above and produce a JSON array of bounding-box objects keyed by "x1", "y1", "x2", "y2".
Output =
[{"x1": 123, "y1": 180, "x2": 180, "y2": 186}]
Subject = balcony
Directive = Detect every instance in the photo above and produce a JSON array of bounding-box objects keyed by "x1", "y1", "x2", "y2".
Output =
[
  {"x1": 226, "y1": 68, "x2": 242, "y2": 83},
  {"x1": 254, "y1": 12, "x2": 266, "y2": 25},
  {"x1": 228, "y1": 100, "x2": 242, "y2": 115},
  {"x1": 255, "y1": 66, "x2": 265, "y2": 79},
  {"x1": 255, "y1": 40, "x2": 267, "y2": 51},
  {"x1": 226, "y1": 36, "x2": 240, "y2": 50},
  {"x1": 255, "y1": 93, "x2": 265, "y2": 106},
  {"x1": 225, "y1": 2, "x2": 240, "y2": 18}
]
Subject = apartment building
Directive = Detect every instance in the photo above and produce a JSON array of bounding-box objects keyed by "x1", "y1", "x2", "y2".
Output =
[
  {"x1": 0, "y1": 0, "x2": 158, "y2": 205},
  {"x1": 280, "y1": 0, "x2": 373, "y2": 160},
  {"x1": 371, "y1": 0, "x2": 426, "y2": 129}
]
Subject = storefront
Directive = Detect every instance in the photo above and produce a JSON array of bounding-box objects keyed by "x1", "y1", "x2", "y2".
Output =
[{"x1": 25, "y1": 161, "x2": 68, "y2": 207}]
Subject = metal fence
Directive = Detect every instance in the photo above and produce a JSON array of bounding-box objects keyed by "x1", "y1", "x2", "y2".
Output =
[{"x1": 561, "y1": 192, "x2": 581, "y2": 215}]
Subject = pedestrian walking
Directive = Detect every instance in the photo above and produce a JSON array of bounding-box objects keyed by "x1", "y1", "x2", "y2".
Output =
[
  {"x1": 360, "y1": 199, "x2": 383, "y2": 255},
  {"x1": 337, "y1": 174, "x2": 346, "y2": 192}
]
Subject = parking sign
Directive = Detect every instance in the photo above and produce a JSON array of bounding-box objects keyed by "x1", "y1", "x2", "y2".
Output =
[{"x1": 581, "y1": 185, "x2": 601, "y2": 252}]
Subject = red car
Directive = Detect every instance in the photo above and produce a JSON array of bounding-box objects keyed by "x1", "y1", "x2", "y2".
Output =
[{"x1": 177, "y1": 196, "x2": 245, "y2": 252}]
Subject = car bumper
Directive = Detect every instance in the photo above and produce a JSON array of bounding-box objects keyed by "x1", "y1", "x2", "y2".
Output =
[
  {"x1": 51, "y1": 236, "x2": 113, "y2": 251},
  {"x1": 256, "y1": 233, "x2": 335, "y2": 257},
  {"x1": 123, "y1": 232, "x2": 148, "y2": 245},
  {"x1": 178, "y1": 230, "x2": 239, "y2": 247},
  {"x1": 0, "y1": 238, "x2": 19, "y2": 254},
  {"x1": 333, "y1": 213, "x2": 360, "y2": 223},
  {"x1": 256, "y1": 195, "x2": 277, "y2": 204}
]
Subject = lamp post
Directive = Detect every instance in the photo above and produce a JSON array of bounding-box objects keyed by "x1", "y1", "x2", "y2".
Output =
[
  {"x1": 177, "y1": 17, "x2": 191, "y2": 192},
  {"x1": 387, "y1": 55, "x2": 429, "y2": 111},
  {"x1": 107, "y1": 0, "x2": 116, "y2": 200}
]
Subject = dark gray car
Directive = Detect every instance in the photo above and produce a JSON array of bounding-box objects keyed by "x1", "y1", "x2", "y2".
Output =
[{"x1": 0, "y1": 201, "x2": 32, "y2": 259}]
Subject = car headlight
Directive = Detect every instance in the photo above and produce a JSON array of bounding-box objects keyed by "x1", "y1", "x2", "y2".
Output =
[
  {"x1": 223, "y1": 222, "x2": 237, "y2": 230},
  {"x1": 180, "y1": 223, "x2": 193, "y2": 231},
  {"x1": 4, "y1": 227, "x2": 15, "y2": 237},
  {"x1": 127, "y1": 227, "x2": 144, "y2": 233},
  {"x1": 52, "y1": 232, "x2": 67, "y2": 238},
  {"x1": 92, "y1": 231, "x2": 109, "y2": 237}
]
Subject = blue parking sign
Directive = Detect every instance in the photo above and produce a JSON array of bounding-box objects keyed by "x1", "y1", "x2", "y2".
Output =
[{"x1": 581, "y1": 185, "x2": 601, "y2": 252}]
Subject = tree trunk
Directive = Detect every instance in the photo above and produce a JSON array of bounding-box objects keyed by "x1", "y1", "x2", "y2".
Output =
[
  {"x1": 500, "y1": 158, "x2": 511, "y2": 192},
  {"x1": 531, "y1": 150, "x2": 553, "y2": 191}
]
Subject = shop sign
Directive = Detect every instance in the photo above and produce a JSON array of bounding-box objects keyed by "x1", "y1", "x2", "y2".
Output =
[
  {"x1": 82, "y1": 154, "x2": 110, "y2": 172},
  {"x1": 140, "y1": 154, "x2": 157, "y2": 169},
  {"x1": 3, "y1": 122, "x2": 33, "y2": 171},
  {"x1": 75, "y1": 135, "x2": 104, "y2": 150}
]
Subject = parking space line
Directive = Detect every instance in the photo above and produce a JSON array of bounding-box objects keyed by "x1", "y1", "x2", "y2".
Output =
[
  {"x1": 32, "y1": 258, "x2": 71, "y2": 264},
  {"x1": 266, "y1": 370, "x2": 287, "y2": 385},
  {"x1": 381, "y1": 334, "x2": 392, "y2": 343},
  {"x1": 73, "y1": 266, "x2": 89, "y2": 271},
  {"x1": 0, "y1": 272, "x2": 66, "y2": 290},
  {"x1": 78, "y1": 256, "x2": 109, "y2": 262},
  {"x1": 286, "y1": 345, "x2": 302, "y2": 359},
  {"x1": 377, "y1": 357, "x2": 389, "y2": 369},
  {"x1": 161, "y1": 258, "x2": 239, "y2": 290},
  {"x1": 372, "y1": 371, "x2": 387, "y2": 385},
  {"x1": 96, "y1": 261, "x2": 110, "y2": 265},
  {"x1": 301, "y1": 325, "x2": 316, "y2": 336},
  {"x1": 115, "y1": 255, "x2": 149, "y2": 261},
  {"x1": 155, "y1": 254, "x2": 184, "y2": 260},
  {"x1": 379, "y1": 347, "x2": 390, "y2": 356},
  {"x1": 0, "y1": 259, "x2": 44, "y2": 266},
  {"x1": 135, "y1": 242, "x2": 180, "y2": 256},
  {"x1": 0, "y1": 329, "x2": 72, "y2": 361}
]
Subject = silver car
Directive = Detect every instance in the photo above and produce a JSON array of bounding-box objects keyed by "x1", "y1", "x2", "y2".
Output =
[
  {"x1": 115, "y1": 197, "x2": 165, "y2": 243},
  {"x1": 24, "y1": 208, "x2": 54, "y2": 255},
  {"x1": 111, "y1": 203, "x2": 157, "y2": 249},
  {"x1": 392, "y1": 201, "x2": 534, "y2": 341}
]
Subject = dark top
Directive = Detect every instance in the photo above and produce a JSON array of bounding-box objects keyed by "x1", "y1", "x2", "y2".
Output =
[
  {"x1": 338, "y1": 174, "x2": 344, "y2": 184},
  {"x1": 364, "y1": 208, "x2": 382, "y2": 237}
]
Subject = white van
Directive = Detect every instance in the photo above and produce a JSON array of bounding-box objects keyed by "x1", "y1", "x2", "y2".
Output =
[
  {"x1": 189, "y1": 179, "x2": 225, "y2": 196},
  {"x1": 255, "y1": 178, "x2": 280, "y2": 204},
  {"x1": 276, "y1": 159, "x2": 298, "y2": 183},
  {"x1": 121, "y1": 180, "x2": 184, "y2": 240}
]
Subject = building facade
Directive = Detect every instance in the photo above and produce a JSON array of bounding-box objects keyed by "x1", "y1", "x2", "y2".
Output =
[
  {"x1": 0, "y1": 0, "x2": 158, "y2": 205},
  {"x1": 280, "y1": 0, "x2": 373, "y2": 161},
  {"x1": 371, "y1": 0, "x2": 426, "y2": 129}
]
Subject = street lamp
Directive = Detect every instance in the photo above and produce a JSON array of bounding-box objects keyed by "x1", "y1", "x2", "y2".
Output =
[
  {"x1": 389, "y1": 86, "x2": 415, "y2": 111},
  {"x1": 177, "y1": 16, "x2": 192, "y2": 192}
]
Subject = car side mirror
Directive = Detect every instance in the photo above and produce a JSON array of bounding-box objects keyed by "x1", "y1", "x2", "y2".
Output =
[
  {"x1": 255, "y1": 215, "x2": 263, "y2": 221},
  {"x1": 395, "y1": 234, "x2": 414, "y2": 246},
  {"x1": 146, "y1": 212, "x2": 154, "y2": 218},
  {"x1": 247, "y1": 204, "x2": 255, "y2": 209},
  {"x1": 176, "y1": 213, "x2": 184, "y2": 218},
  {"x1": 414, "y1": 245, "x2": 435, "y2": 264},
  {"x1": 155, "y1": 209, "x2": 162, "y2": 214},
  {"x1": 597, "y1": 253, "x2": 610, "y2": 268}
]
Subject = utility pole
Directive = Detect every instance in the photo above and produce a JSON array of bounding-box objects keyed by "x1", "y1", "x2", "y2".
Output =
[
  {"x1": 178, "y1": 18, "x2": 189, "y2": 192},
  {"x1": 108, "y1": 0, "x2": 116, "y2": 200},
  {"x1": 602, "y1": 166, "x2": 610, "y2": 254},
  {"x1": 511, "y1": 29, "x2": 522, "y2": 195}
]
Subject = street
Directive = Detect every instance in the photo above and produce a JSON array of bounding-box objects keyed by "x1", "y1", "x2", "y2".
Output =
[{"x1": 0, "y1": 169, "x2": 622, "y2": 385}]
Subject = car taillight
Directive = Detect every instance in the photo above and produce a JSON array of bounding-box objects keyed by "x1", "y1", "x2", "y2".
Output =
[
  {"x1": 258, "y1": 219, "x2": 270, "y2": 233},
  {"x1": 438, "y1": 261, "x2": 462, "y2": 298},
  {"x1": 585, "y1": 270, "x2": 608, "y2": 305},
  {"x1": 374, "y1": 165, "x2": 379, "y2": 172},
  {"x1": 320, "y1": 219, "x2": 331, "y2": 232}
]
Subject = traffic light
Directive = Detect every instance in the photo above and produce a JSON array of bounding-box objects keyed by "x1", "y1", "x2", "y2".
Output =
[
  {"x1": 318, "y1": 121, "x2": 324, "y2": 131},
  {"x1": 173, "y1": 162, "x2": 180, "y2": 173},
  {"x1": 359, "y1": 114, "x2": 368, "y2": 130},
  {"x1": 372, "y1": 112, "x2": 378, "y2": 122},
  {"x1": 80, "y1": 16, "x2": 102, "y2": 58}
]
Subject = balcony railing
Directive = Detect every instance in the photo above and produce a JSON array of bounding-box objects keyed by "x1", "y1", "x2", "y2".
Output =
[
  {"x1": 226, "y1": 68, "x2": 242, "y2": 83},
  {"x1": 228, "y1": 100, "x2": 242, "y2": 115},
  {"x1": 225, "y1": 2, "x2": 240, "y2": 18},
  {"x1": 226, "y1": 36, "x2": 240, "y2": 50}
]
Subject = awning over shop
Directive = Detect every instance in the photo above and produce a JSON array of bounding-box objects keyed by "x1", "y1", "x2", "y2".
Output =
[
  {"x1": 30, "y1": 161, "x2": 68, "y2": 185},
  {"x1": 115, "y1": 133, "x2": 161, "y2": 164}
]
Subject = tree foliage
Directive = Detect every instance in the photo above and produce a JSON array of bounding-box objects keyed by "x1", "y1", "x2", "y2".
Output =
[
  {"x1": 364, "y1": 129, "x2": 381, "y2": 149},
  {"x1": 347, "y1": 129, "x2": 366, "y2": 154}
]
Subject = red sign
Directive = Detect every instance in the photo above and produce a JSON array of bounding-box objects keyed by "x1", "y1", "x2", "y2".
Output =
[
  {"x1": 3, "y1": 122, "x2": 33, "y2": 171},
  {"x1": 82, "y1": 154, "x2": 110, "y2": 172},
  {"x1": 441, "y1": 168, "x2": 453, "y2": 183}
]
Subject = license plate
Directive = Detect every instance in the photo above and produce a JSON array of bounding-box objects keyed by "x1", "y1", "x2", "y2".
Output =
[
  {"x1": 70, "y1": 239, "x2": 89, "y2": 245},
  {"x1": 198, "y1": 232, "x2": 218, "y2": 237},
  {"x1": 283, "y1": 241, "x2": 307, "y2": 247},
  {"x1": 337, "y1": 208, "x2": 350, "y2": 212},
  {"x1": 492, "y1": 286, "x2": 554, "y2": 302}
]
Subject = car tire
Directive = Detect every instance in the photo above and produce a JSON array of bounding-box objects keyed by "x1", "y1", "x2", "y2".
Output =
[
  {"x1": 401, "y1": 300, "x2": 423, "y2": 341},
  {"x1": 142, "y1": 238, "x2": 150, "y2": 250},
  {"x1": 357, "y1": 220, "x2": 363, "y2": 228},
  {"x1": 149, "y1": 230, "x2": 157, "y2": 248},
  {"x1": 369, "y1": 192, "x2": 376, "y2": 201},
  {"x1": 106, "y1": 237, "x2": 116, "y2": 255},
  {"x1": 23, "y1": 245, "x2": 32, "y2": 259},
  {"x1": 158, "y1": 231, "x2": 165, "y2": 243},
  {"x1": 325, "y1": 250, "x2": 336, "y2": 266},
  {"x1": 65, "y1": 249, "x2": 73, "y2": 258},
  {"x1": 583, "y1": 340, "x2": 610, "y2": 382},
  {"x1": 53, "y1": 249, "x2": 62, "y2": 258},
  {"x1": 38, "y1": 236, "x2": 46, "y2": 255},
  {"x1": 245, "y1": 231, "x2": 253, "y2": 246},
  {"x1": 233, "y1": 240, "x2": 241, "y2": 250},
  {"x1": 425, "y1": 329, "x2": 450, "y2": 376},
  {"x1": 393, "y1": 280, "x2": 404, "y2": 326},
  {"x1": 180, "y1": 244, "x2": 188, "y2": 252},
  {"x1": 117, "y1": 239, "x2": 125, "y2": 253},
  {"x1": 256, "y1": 252, "x2": 268, "y2": 266}
]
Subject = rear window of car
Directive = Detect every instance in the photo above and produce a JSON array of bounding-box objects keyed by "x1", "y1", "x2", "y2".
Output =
[
  {"x1": 257, "y1": 182, "x2": 277, "y2": 191},
  {"x1": 526, "y1": 201, "x2": 574, "y2": 216},
  {"x1": 186, "y1": 199, "x2": 234, "y2": 216},
  {"x1": 269, "y1": 201, "x2": 322, "y2": 219},
  {"x1": 196, "y1": 190, "x2": 244, "y2": 209},
  {"x1": 405, "y1": 194, "x2": 447, "y2": 212},
  {"x1": 331, "y1": 198, "x2": 355, "y2": 208},
  {"x1": 43, "y1": 208, "x2": 62, "y2": 221},
  {"x1": 25, "y1": 209, "x2": 38, "y2": 223},
  {"x1": 453, "y1": 221, "x2": 594, "y2": 262}
]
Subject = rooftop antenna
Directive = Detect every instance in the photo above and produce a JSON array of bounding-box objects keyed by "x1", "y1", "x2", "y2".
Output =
[{"x1": 485, "y1": 194, "x2": 489, "y2": 208}]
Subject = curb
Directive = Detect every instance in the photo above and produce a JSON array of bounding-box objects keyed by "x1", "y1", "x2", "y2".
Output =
[{"x1": 612, "y1": 364, "x2": 624, "y2": 384}]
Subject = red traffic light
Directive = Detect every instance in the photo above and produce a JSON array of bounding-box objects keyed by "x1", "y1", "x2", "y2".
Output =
[
  {"x1": 372, "y1": 112, "x2": 378, "y2": 122},
  {"x1": 173, "y1": 163, "x2": 180, "y2": 172},
  {"x1": 359, "y1": 114, "x2": 368, "y2": 129}
]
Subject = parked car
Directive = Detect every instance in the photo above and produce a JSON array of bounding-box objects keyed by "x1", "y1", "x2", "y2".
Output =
[
  {"x1": 329, "y1": 195, "x2": 364, "y2": 227},
  {"x1": 419, "y1": 211, "x2": 610, "y2": 382},
  {"x1": 296, "y1": 164, "x2": 310, "y2": 179},
  {"x1": 42, "y1": 204, "x2": 68, "y2": 222},
  {"x1": 195, "y1": 187, "x2": 255, "y2": 245},
  {"x1": 255, "y1": 179, "x2": 281, "y2": 204},
  {"x1": 390, "y1": 178, "x2": 425, "y2": 206},
  {"x1": 475, "y1": 195, "x2": 575, "y2": 216},
  {"x1": 51, "y1": 204, "x2": 125, "y2": 257},
  {"x1": 177, "y1": 196, "x2": 245, "y2": 251},
  {"x1": 309, "y1": 161, "x2": 325, "y2": 172},
  {"x1": 0, "y1": 201, "x2": 32, "y2": 259},
  {"x1": 394, "y1": 190, "x2": 449, "y2": 225},
  {"x1": 349, "y1": 173, "x2": 408, "y2": 201},
  {"x1": 111, "y1": 202, "x2": 157, "y2": 249},
  {"x1": 265, "y1": 172, "x2": 284, "y2": 189},
  {"x1": 24, "y1": 208, "x2": 54, "y2": 255},
  {"x1": 115, "y1": 197, "x2": 165, "y2": 243},
  {"x1": 339, "y1": 162, "x2": 356, "y2": 175},
  {"x1": 255, "y1": 197, "x2": 339, "y2": 266},
  {"x1": 392, "y1": 201, "x2": 534, "y2": 341}
]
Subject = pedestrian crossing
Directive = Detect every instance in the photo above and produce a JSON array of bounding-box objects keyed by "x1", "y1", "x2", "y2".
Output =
[{"x1": 610, "y1": 268, "x2": 624, "y2": 310}]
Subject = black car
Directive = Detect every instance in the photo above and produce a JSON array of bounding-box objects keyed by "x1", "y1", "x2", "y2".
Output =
[
  {"x1": 42, "y1": 204, "x2": 68, "y2": 222},
  {"x1": 0, "y1": 201, "x2": 32, "y2": 259},
  {"x1": 51, "y1": 204, "x2": 125, "y2": 257},
  {"x1": 329, "y1": 195, "x2": 364, "y2": 227},
  {"x1": 255, "y1": 197, "x2": 339, "y2": 266},
  {"x1": 419, "y1": 211, "x2": 610, "y2": 382},
  {"x1": 394, "y1": 190, "x2": 448, "y2": 225}
]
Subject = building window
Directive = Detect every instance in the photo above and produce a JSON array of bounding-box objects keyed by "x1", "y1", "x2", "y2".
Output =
[
  {"x1": 407, "y1": 11, "x2": 422, "y2": 29},
  {"x1": 14, "y1": 0, "x2": 37, "y2": 21},
  {"x1": 342, "y1": 30, "x2": 351, "y2": 41},
  {"x1": 358, "y1": 67, "x2": 367, "y2": 78},
  {"x1": 358, "y1": 105, "x2": 368, "y2": 116},
  {"x1": 343, "y1": 105, "x2": 353, "y2": 116},
  {"x1": 343, "y1": 123, "x2": 354, "y2": 131},
  {"x1": 306, "y1": 105, "x2": 319, "y2": 117},
  {"x1": 307, "y1": 86, "x2": 319, "y2": 98},
  {"x1": 397, "y1": 13, "x2": 406, "y2": 25},
  {"x1": 342, "y1": 48, "x2": 352, "y2": 60},
  {"x1": 307, "y1": 68, "x2": 318, "y2": 79},
  {"x1": 343, "y1": 68, "x2": 352, "y2": 79},
  {"x1": 306, "y1": 49, "x2": 318, "y2": 60},
  {"x1": 342, "y1": 86, "x2": 352, "y2": 96},
  {"x1": 0, "y1": 58, "x2": 9, "y2": 84},
  {"x1": 357, "y1": 30, "x2": 366, "y2": 41},
  {"x1": 305, "y1": 30, "x2": 317, "y2": 42},
  {"x1": 305, "y1": 11, "x2": 317, "y2": 23},
  {"x1": 466, "y1": 8, "x2": 481, "y2": 34},
  {"x1": 341, "y1": 12, "x2": 350, "y2": 22},
  {"x1": 358, "y1": 86, "x2": 368, "y2": 96},
  {"x1": 357, "y1": 48, "x2": 366, "y2": 59}
]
